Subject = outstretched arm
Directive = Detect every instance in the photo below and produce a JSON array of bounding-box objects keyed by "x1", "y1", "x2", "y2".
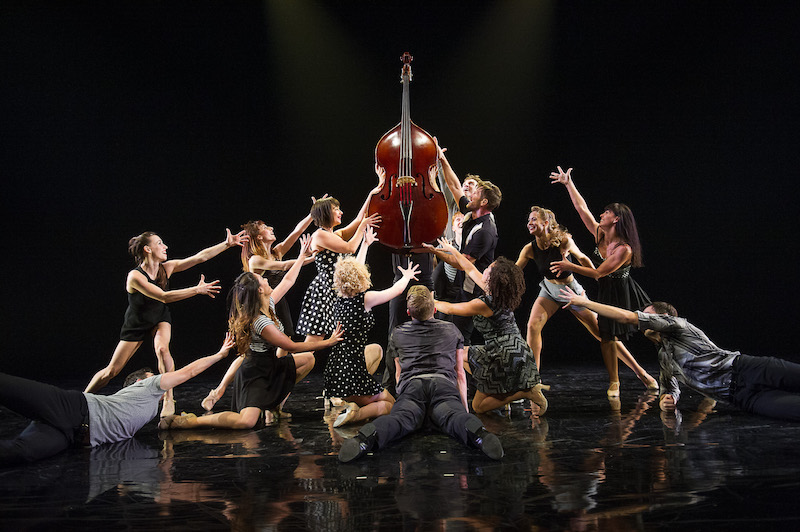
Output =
[
  {"x1": 249, "y1": 254, "x2": 314, "y2": 274},
  {"x1": 355, "y1": 226, "x2": 378, "y2": 264},
  {"x1": 164, "y1": 229, "x2": 248, "y2": 276},
  {"x1": 434, "y1": 297, "x2": 493, "y2": 318},
  {"x1": 159, "y1": 334, "x2": 234, "y2": 391},
  {"x1": 338, "y1": 188, "x2": 382, "y2": 241},
  {"x1": 558, "y1": 286, "x2": 638, "y2": 325},
  {"x1": 127, "y1": 270, "x2": 220, "y2": 304},
  {"x1": 260, "y1": 321, "x2": 345, "y2": 353},
  {"x1": 272, "y1": 234, "x2": 314, "y2": 304},
  {"x1": 363, "y1": 261, "x2": 421, "y2": 311},
  {"x1": 319, "y1": 212, "x2": 381, "y2": 255},
  {"x1": 273, "y1": 195, "x2": 325, "y2": 257},
  {"x1": 455, "y1": 347, "x2": 468, "y2": 411},
  {"x1": 435, "y1": 138, "x2": 465, "y2": 207},
  {"x1": 438, "y1": 238, "x2": 485, "y2": 291},
  {"x1": 551, "y1": 243, "x2": 629, "y2": 280},
  {"x1": 550, "y1": 167, "x2": 599, "y2": 238}
]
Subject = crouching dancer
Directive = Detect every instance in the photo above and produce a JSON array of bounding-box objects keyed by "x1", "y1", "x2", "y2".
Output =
[
  {"x1": 338, "y1": 286, "x2": 503, "y2": 462},
  {"x1": 559, "y1": 286, "x2": 800, "y2": 421},
  {"x1": 1, "y1": 334, "x2": 234, "y2": 466}
]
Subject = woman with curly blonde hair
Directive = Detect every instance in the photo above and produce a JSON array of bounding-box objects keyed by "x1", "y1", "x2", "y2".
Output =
[{"x1": 328, "y1": 256, "x2": 420, "y2": 427}]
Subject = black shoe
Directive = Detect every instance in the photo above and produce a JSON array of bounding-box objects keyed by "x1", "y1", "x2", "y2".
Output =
[
  {"x1": 465, "y1": 417, "x2": 504, "y2": 460},
  {"x1": 338, "y1": 422, "x2": 377, "y2": 463}
]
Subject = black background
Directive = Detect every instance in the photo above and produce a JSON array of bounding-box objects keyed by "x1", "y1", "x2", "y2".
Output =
[{"x1": 2, "y1": 1, "x2": 798, "y2": 381}]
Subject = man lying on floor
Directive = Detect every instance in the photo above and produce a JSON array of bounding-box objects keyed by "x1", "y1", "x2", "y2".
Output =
[
  {"x1": 559, "y1": 287, "x2": 800, "y2": 421},
  {"x1": 0, "y1": 334, "x2": 234, "y2": 466}
]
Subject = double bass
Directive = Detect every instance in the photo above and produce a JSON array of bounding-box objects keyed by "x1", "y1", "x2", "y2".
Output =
[{"x1": 368, "y1": 53, "x2": 448, "y2": 252}]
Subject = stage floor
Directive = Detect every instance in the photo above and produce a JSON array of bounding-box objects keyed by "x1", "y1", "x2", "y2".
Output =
[{"x1": 2, "y1": 365, "x2": 800, "y2": 531}]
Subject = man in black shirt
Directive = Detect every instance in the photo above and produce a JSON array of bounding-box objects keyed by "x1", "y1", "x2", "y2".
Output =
[
  {"x1": 436, "y1": 139, "x2": 501, "y2": 344},
  {"x1": 339, "y1": 286, "x2": 503, "y2": 462}
]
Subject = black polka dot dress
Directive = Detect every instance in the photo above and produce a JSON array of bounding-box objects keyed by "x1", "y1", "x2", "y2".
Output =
[
  {"x1": 324, "y1": 292, "x2": 381, "y2": 398},
  {"x1": 296, "y1": 249, "x2": 340, "y2": 336}
]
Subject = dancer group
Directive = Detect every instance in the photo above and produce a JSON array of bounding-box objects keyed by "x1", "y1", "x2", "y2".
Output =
[{"x1": 5, "y1": 142, "x2": 800, "y2": 467}]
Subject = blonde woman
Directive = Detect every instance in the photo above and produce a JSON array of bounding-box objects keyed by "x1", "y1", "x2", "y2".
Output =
[
  {"x1": 329, "y1": 256, "x2": 420, "y2": 427},
  {"x1": 519, "y1": 206, "x2": 657, "y2": 393}
]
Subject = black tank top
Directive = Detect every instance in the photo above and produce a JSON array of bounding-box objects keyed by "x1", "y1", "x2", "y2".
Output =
[
  {"x1": 531, "y1": 240, "x2": 568, "y2": 280},
  {"x1": 127, "y1": 266, "x2": 169, "y2": 322}
]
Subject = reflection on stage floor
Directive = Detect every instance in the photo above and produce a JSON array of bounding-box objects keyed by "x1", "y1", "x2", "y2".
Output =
[{"x1": 3, "y1": 365, "x2": 800, "y2": 530}]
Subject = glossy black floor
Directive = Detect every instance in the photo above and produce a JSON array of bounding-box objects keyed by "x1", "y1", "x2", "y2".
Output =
[{"x1": 3, "y1": 365, "x2": 800, "y2": 531}]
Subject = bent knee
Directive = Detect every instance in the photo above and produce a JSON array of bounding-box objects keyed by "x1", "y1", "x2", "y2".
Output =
[{"x1": 301, "y1": 355, "x2": 316, "y2": 371}]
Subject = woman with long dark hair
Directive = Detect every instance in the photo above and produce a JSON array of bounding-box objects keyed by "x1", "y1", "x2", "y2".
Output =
[
  {"x1": 518, "y1": 206, "x2": 657, "y2": 393},
  {"x1": 550, "y1": 166, "x2": 657, "y2": 397},
  {"x1": 85, "y1": 229, "x2": 246, "y2": 418},
  {"x1": 161, "y1": 236, "x2": 344, "y2": 430},
  {"x1": 200, "y1": 202, "x2": 319, "y2": 411}
]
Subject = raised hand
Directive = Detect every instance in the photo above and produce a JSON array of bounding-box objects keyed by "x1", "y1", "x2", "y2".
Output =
[
  {"x1": 436, "y1": 237, "x2": 457, "y2": 254},
  {"x1": 374, "y1": 162, "x2": 387, "y2": 180},
  {"x1": 549, "y1": 166, "x2": 572, "y2": 186},
  {"x1": 220, "y1": 332, "x2": 235, "y2": 356},
  {"x1": 397, "y1": 260, "x2": 421, "y2": 281},
  {"x1": 363, "y1": 226, "x2": 378, "y2": 246},
  {"x1": 362, "y1": 212, "x2": 382, "y2": 228},
  {"x1": 298, "y1": 234, "x2": 314, "y2": 257},
  {"x1": 433, "y1": 136, "x2": 448, "y2": 159},
  {"x1": 197, "y1": 274, "x2": 222, "y2": 298},
  {"x1": 226, "y1": 228, "x2": 249, "y2": 248},
  {"x1": 311, "y1": 193, "x2": 329, "y2": 204}
]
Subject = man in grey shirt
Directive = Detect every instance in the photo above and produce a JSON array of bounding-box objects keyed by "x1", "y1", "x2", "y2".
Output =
[
  {"x1": 339, "y1": 285, "x2": 503, "y2": 462},
  {"x1": 559, "y1": 287, "x2": 800, "y2": 421},
  {"x1": 1, "y1": 334, "x2": 234, "y2": 465}
]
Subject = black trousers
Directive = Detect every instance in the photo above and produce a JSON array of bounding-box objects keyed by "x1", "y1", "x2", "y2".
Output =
[
  {"x1": 730, "y1": 354, "x2": 800, "y2": 421},
  {"x1": 0, "y1": 372, "x2": 88, "y2": 466},
  {"x1": 371, "y1": 377, "x2": 480, "y2": 450},
  {"x1": 383, "y1": 253, "x2": 434, "y2": 396}
]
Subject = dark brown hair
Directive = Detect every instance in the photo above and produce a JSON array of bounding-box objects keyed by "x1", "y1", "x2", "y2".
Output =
[{"x1": 486, "y1": 257, "x2": 525, "y2": 311}]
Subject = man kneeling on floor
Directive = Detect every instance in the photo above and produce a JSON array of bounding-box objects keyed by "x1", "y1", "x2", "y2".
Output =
[{"x1": 339, "y1": 285, "x2": 503, "y2": 462}]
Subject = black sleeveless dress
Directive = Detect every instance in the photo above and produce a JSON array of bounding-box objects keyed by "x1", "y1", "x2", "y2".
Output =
[
  {"x1": 232, "y1": 301, "x2": 296, "y2": 413},
  {"x1": 119, "y1": 266, "x2": 172, "y2": 341},
  {"x1": 593, "y1": 247, "x2": 650, "y2": 341}
]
